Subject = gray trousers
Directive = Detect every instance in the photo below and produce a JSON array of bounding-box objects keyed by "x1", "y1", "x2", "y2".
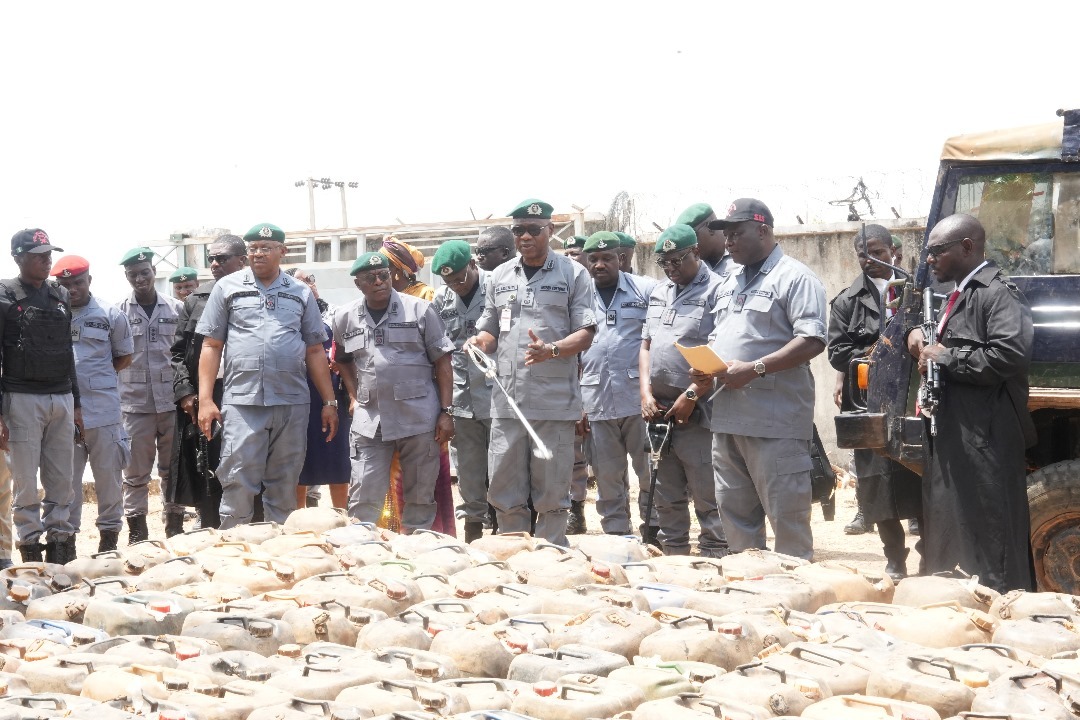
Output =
[
  {"x1": 71, "y1": 423, "x2": 128, "y2": 533},
  {"x1": 570, "y1": 434, "x2": 590, "y2": 502},
  {"x1": 653, "y1": 422, "x2": 726, "y2": 557},
  {"x1": 713, "y1": 433, "x2": 814, "y2": 561},
  {"x1": 217, "y1": 403, "x2": 308, "y2": 528},
  {"x1": 450, "y1": 416, "x2": 490, "y2": 523},
  {"x1": 488, "y1": 418, "x2": 574, "y2": 546},
  {"x1": 586, "y1": 416, "x2": 652, "y2": 534},
  {"x1": 0, "y1": 452, "x2": 12, "y2": 559},
  {"x1": 349, "y1": 426, "x2": 440, "y2": 532},
  {"x1": 4, "y1": 392, "x2": 74, "y2": 544},
  {"x1": 122, "y1": 410, "x2": 178, "y2": 516}
]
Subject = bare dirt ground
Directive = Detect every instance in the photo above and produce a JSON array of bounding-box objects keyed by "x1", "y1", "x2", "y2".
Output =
[{"x1": 75, "y1": 472, "x2": 920, "y2": 577}]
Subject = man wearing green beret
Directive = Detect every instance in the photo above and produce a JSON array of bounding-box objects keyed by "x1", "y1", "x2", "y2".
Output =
[
  {"x1": 640, "y1": 224, "x2": 728, "y2": 557},
  {"x1": 432, "y1": 240, "x2": 493, "y2": 541},
  {"x1": 475, "y1": 227, "x2": 517, "y2": 273},
  {"x1": 117, "y1": 247, "x2": 183, "y2": 542},
  {"x1": 613, "y1": 232, "x2": 638, "y2": 274},
  {"x1": 196, "y1": 223, "x2": 339, "y2": 528},
  {"x1": 696, "y1": 199, "x2": 826, "y2": 561},
  {"x1": 580, "y1": 231, "x2": 659, "y2": 540},
  {"x1": 468, "y1": 198, "x2": 597, "y2": 546},
  {"x1": 169, "y1": 267, "x2": 199, "y2": 303},
  {"x1": 891, "y1": 234, "x2": 905, "y2": 267},
  {"x1": 562, "y1": 235, "x2": 588, "y2": 268},
  {"x1": 676, "y1": 203, "x2": 737, "y2": 277},
  {"x1": 333, "y1": 252, "x2": 456, "y2": 531}
]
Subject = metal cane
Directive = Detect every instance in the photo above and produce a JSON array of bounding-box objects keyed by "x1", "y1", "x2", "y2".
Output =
[
  {"x1": 641, "y1": 417, "x2": 673, "y2": 545},
  {"x1": 464, "y1": 343, "x2": 553, "y2": 459}
]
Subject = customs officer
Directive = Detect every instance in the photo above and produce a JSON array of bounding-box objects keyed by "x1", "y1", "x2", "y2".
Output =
[
  {"x1": 676, "y1": 203, "x2": 738, "y2": 276},
  {"x1": 170, "y1": 267, "x2": 199, "y2": 302}
]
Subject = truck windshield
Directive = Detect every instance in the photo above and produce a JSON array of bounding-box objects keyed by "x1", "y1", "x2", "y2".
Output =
[{"x1": 954, "y1": 172, "x2": 1080, "y2": 275}]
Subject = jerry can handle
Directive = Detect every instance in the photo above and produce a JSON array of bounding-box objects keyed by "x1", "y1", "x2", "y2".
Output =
[
  {"x1": 210, "y1": 657, "x2": 242, "y2": 675},
  {"x1": 84, "y1": 577, "x2": 131, "y2": 596},
  {"x1": 212, "y1": 541, "x2": 253, "y2": 551},
  {"x1": 16, "y1": 695, "x2": 67, "y2": 709},
  {"x1": 1030, "y1": 613, "x2": 1073, "y2": 625},
  {"x1": 398, "y1": 609, "x2": 431, "y2": 628},
  {"x1": 376, "y1": 649, "x2": 415, "y2": 668},
  {"x1": 379, "y1": 678, "x2": 422, "y2": 700},
  {"x1": 476, "y1": 561, "x2": 511, "y2": 570},
  {"x1": 917, "y1": 600, "x2": 964, "y2": 613},
  {"x1": 163, "y1": 555, "x2": 200, "y2": 567},
  {"x1": 380, "y1": 560, "x2": 418, "y2": 570},
  {"x1": 133, "y1": 539, "x2": 170, "y2": 551},
  {"x1": 431, "y1": 601, "x2": 471, "y2": 613},
  {"x1": 496, "y1": 584, "x2": 531, "y2": 598},
  {"x1": 431, "y1": 544, "x2": 469, "y2": 556},
  {"x1": 670, "y1": 614, "x2": 714, "y2": 630},
  {"x1": 533, "y1": 543, "x2": 569, "y2": 555},
  {"x1": 301, "y1": 663, "x2": 338, "y2": 676},
  {"x1": 139, "y1": 635, "x2": 176, "y2": 652},
  {"x1": 239, "y1": 556, "x2": 273, "y2": 569},
  {"x1": 908, "y1": 655, "x2": 958, "y2": 681},
  {"x1": 57, "y1": 658, "x2": 96, "y2": 673},
  {"x1": 958, "y1": 713, "x2": 1025, "y2": 719},
  {"x1": 290, "y1": 698, "x2": 331, "y2": 713},
  {"x1": 788, "y1": 645, "x2": 844, "y2": 667},
  {"x1": 443, "y1": 678, "x2": 508, "y2": 690},
  {"x1": 357, "y1": 540, "x2": 393, "y2": 550},
  {"x1": 313, "y1": 571, "x2": 352, "y2": 582},
  {"x1": 315, "y1": 599, "x2": 347, "y2": 611},
  {"x1": 560, "y1": 684, "x2": 602, "y2": 699},
  {"x1": 554, "y1": 648, "x2": 588, "y2": 660},
  {"x1": 1009, "y1": 669, "x2": 1063, "y2": 693},
  {"x1": 736, "y1": 661, "x2": 786, "y2": 683},
  {"x1": 413, "y1": 574, "x2": 450, "y2": 585},
  {"x1": 508, "y1": 617, "x2": 552, "y2": 631},
  {"x1": 89, "y1": 550, "x2": 124, "y2": 560},
  {"x1": 959, "y1": 643, "x2": 1018, "y2": 660},
  {"x1": 688, "y1": 560, "x2": 723, "y2": 574}
]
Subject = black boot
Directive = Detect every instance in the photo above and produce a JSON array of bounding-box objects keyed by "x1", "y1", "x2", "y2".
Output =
[
  {"x1": 98, "y1": 530, "x2": 120, "y2": 553},
  {"x1": 44, "y1": 540, "x2": 64, "y2": 565},
  {"x1": 567, "y1": 500, "x2": 587, "y2": 535},
  {"x1": 463, "y1": 521, "x2": 484, "y2": 544},
  {"x1": 885, "y1": 548, "x2": 910, "y2": 583},
  {"x1": 644, "y1": 525, "x2": 662, "y2": 549},
  {"x1": 127, "y1": 514, "x2": 149, "y2": 545},
  {"x1": 164, "y1": 512, "x2": 185, "y2": 538},
  {"x1": 844, "y1": 511, "x2": 873, "y2": 535},
  {"x1": 907, "y1": 518, "x2": 921, "y2": 536},
  {"x1": 18, "y1": 543, "x2": 44, "y2": 563},
  {"x1": 62, "y1": 536, "x2": 77, "y2": 564}
]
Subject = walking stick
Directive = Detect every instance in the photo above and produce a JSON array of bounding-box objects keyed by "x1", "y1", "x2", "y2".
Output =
[
  {"x1": 641, "y1": 417, "x2": 673, "y2": 545},
  {"x1": 464, "y1": 343, "x2": 553, "y2": 460}
]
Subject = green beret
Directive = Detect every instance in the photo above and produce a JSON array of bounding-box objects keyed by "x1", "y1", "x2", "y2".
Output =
[
  {"x1": 563, "y1": 235, "x2": 587, "y2": 250},
  {"x1": 583, "y1": 231, "x2": 620, "y2": 253},
  {"x1": 892, "y1": 234, "x2": 903, "y2": 248},
  {"x1": 675, "y1": 203, "x2": 714, "y2": 227},
  {"x1": 654, "y1": 224, "x2": 697, "y2": 253},
  {"x1": 243, "y1": 223, "x2": 286, "y2": 243},
  {"x1": 431, "y1": 240, "x2": 472, "y2": 277},
  {"x1": 350, "y1": 251, "x2": 390, "y2": 276},
  {"x1": 119, "y1": 247, "x2": 155, "y2": 266},
  {"x1": 614, "y1": 231, "x2": 637, "y2": 249},
  {"x1": 169, "y1": 267, "x2": 198, "y2": 283},
  {"x1": 508, "y1": 198, "x2": 553, "y2": 220}
]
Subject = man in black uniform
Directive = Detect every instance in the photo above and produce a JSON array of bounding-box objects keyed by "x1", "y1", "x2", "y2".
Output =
[
  {"x1": 906, "y1": 213, "x2": 1035, "y2": 592},
  {"x1": 170, "y1": 234, "x2": 247, "y2": 529},
  {"x1": 0, "y1": 229, "x2": 81, "y2": 564},
  {"x1": 829, "y1": 224, "x2": 922, "y2": 580}
]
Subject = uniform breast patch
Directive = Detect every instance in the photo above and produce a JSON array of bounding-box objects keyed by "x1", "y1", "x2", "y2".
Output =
[
  {"x1": 389, "y1": 321, "x2": 418, "y2": 329},
  {"x1": 279, "y1": 292, "x2": 303, "y2": 306},
  {"x1": 440, "y1": 309, "x2": 459, "y2": 319},
  {"x1": 84, "y1": 320, "x2": 109, "y2": 331},
  {"x1": 343, "y1": 328, "x2": 365, "y2": 339},
  {"x1": 621, "y1": 301, "x2": 647, "y2": 309},
  {"x1": 539, "y1": 284, "x2": 567, "y2": 293},
  {"x1": 649, "y1": 298, "x2": 667, "y2": 306},
  {"x1": 682, "y1": 299, "x2": 706, "y2": 307},
  {"x1": 494, "y1": 284, "x2": 518, "y2": 295}
]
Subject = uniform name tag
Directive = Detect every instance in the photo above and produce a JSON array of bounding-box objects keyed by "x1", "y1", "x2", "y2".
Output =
[
  {"x1": 500, "y1": 307, "x2": 512, "y2": 332},
  {"x1": 158, "y1": 317, "x2": 178, "y2": 324},
  {"x1": 683, "y1": 299, "x2": 706, "y2": 307},
  {"x1": 621, "y1": 301, "x2": 646, "y2": 309},
  {"x1": 85, "y1": 320, "x2": 109, "y2": 331},
  {"x1": 494, "y1": 284, "x2": 517, "y2": 295},
  {"x1": 440, "y1": 308, "x2": 459, "y2": 319},
  {"x1": 389, "y1": 322, "x2": 418, "y2": 329},
  {"x1": 279, "y1": 292, "x2": 303, "y2": 306},
  {"x1": 649, "y1": 298, "x2": 667, "y2": 306},
  {"x1": 130, "y1": 317, "x2": 143, "y2": 325},
  {"x1": 374, "y1": 328, "x2": 385, "y2": 346},
  {"x1": 540, "y1": 284, "x2": 567, "y2": 293},
  {"x1": 343, "y1": 328, "x2": 364, "y2": 339},
  {"x1": 606, "y1": 310, "x2": 617, "y2": 326},
  {"x1": 749, "y1": 290, "x2": 772, "y2": 298}
]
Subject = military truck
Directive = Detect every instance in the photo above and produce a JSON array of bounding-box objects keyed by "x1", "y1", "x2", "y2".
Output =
[{"x1": 836, "y1": 109, "x2": 1080, "y2": 592}]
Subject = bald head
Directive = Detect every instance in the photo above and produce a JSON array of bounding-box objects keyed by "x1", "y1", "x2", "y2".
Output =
[
  {"x1": 933, "y1": 213, "x2": 985, "y2": 250},
  {"x1": 926, "y1": 213, "x2": 986, "y2": 283}
]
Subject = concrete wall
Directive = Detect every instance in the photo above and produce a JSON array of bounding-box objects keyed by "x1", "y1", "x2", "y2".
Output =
[{"x1": 631, "y1": 218, "x2": 928, "y2": 461}]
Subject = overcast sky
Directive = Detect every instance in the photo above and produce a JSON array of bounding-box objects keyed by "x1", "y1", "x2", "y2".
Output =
[{"x1": 2, "y1": 1, "x2": 1077, "y2": 301}]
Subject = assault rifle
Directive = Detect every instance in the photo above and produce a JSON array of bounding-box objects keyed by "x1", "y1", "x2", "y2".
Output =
[{"x1": 918, "y1": 286, "x2": 943, "y2": 436}]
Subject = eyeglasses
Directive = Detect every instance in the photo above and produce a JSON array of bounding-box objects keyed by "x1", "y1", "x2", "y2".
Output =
[
  {"x1": 654, "y1": 248, "x2": 695, "y2": 270},
  {"x1": 247, "y1": 244, "x2": 282, "y2": 256},
  {"x1": 510, "y1": 224, "x2": 549, "y2": 238},
  {"x1": 207, "y1": 254, "x2": 235, "y2": 264},
  {"x1": 357, "y1": 269, "x2": 391, "y2": 284},
  {"x1": 926, "y1": 238, "x2": 966, "y2": 257}
]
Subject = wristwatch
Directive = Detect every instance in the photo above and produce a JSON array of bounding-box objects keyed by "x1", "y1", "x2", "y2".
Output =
[
  {"x1": 323, "y1": 399, "x2": 339, "y2": 407},
  {"x1": 684, "y1": 389, "x2": 698, "y2": 401},
  {"x1": 442, "y1": 406, "x2": 455, "y2": 416},
  {"x1": 549, "y1": 343, "x2": 561, "y2": 358},
  {"x1": 754, "y1": 360, "x2": 767, "y2": 378}
]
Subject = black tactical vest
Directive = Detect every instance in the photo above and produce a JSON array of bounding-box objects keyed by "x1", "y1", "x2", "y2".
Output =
[{"x1": 0, "y1": 280, "x2": 73, "y2": 382}]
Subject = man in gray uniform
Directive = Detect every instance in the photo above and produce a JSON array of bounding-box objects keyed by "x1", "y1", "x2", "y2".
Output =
[
  {"x1": 334, "y1": 252, "x2": 456, "y2": 530},
  {"x1": 640, "y1": 224, "x2": 727, "y2": 557},
  {"x1": 0, "y1": 229, "x2": 80, "y2": 564},
  {"x1": 698, "y1": 199, "x2": 827, "y2": 561},
  {"x1": 580, "y1": 232, "x2": 657, "y2": 538},
  {"x1": 431, "y1": 240, "x2": 493, "y2": 542},
  {"x1": 469, "y1": 198, "x2": 596, "y2": 546},
  {"x1": 117, "y1": 247, "x2": 182, "y2": 542},
  {"x1": 676, "y1": 203, "x2": 737, "y2": 277},
  {"x1": 52, "y1": 255, "x2": 133, "y2": 552},
  {"x1": 196, "y1": 223, "x2": 338, "y2": 528},
  {"x1": 474, "y1": 226, "x2": 517, "y2": 273}
]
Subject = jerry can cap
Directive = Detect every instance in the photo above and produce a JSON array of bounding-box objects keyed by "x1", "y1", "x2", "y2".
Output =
[{"x1": 533, "y1": 681, "x2": 557, "y2": 697}]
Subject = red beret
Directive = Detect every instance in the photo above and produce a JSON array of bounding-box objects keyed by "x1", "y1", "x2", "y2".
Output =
[{"x1": 51, "y1": 255, "x2": 90, "y2": 278}]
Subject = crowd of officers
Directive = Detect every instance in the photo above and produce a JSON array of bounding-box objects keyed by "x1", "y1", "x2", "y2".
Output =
[{"x1": 0, "y1": 199, "x2": 1033, "y2": 592}]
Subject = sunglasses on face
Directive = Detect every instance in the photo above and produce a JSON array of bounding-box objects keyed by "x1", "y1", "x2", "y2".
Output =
[
  {"x1": 654, "y1": 248, "x2": 694, "y2": 270},
  {"x1": 510, "y1": 224, "x2": 548, "y2": 238},
  {"x1": 474, "y1": 247, "x2": 505, "y2": 259},
  {"x1": 207, "y1": 254, "x2": 235, "y2": 264},
  {"x1": 358, "y1": 269, "x2": 392, "y2": 284},
  {"x1": 926, "y1": 238, "x2": 966, "y2": 257}
]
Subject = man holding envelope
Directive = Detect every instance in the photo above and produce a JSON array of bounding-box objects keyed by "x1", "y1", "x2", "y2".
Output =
[{"x1": 694, "y1": 199, "x2": 827, "y2": 560}]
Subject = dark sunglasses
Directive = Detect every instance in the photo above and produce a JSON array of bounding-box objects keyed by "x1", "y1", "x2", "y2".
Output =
[
  {"x1": 358, "y1": 269, "x2": 392, "y2": 284},
  {"x1": 926, "y1": 238, "x2": 966, "y2": 257},
  {"x1": 207, "y1": 254, "x2": 235, "y2": 264},
  {"x1": 474, "y1": 247, "x2": 506, "y2": 259},
  {"x1": 510, "y1": 224, "x2": 548, "y2": 238},
  {"x1": 654, "y1": 248, "x2": 694, "y2": 269}
]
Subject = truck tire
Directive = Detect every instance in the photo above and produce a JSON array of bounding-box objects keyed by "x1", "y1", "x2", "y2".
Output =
[{"x1": 1028, "y1": 459, "x2": 1080, "y2": 592}]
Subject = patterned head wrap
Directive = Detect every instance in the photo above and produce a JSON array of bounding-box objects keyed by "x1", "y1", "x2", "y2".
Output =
[{"x1": 381, "y1": 237, "x2": 425, "y2": 275}]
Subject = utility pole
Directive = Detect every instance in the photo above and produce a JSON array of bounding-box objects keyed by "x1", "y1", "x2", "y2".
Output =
[{"x1": 293, "y1": 178, "x2": 359, "y2": 229}]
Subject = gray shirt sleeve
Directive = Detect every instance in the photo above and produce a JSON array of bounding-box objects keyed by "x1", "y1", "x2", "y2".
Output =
[
  {"x1": 300, "y1": 291, "x2": 329, "y2": 347},
  {"x1": 567, "y1": 264, "x2": 598, "y2": 333},
  {"x1": 195, "y1": 282, "x2": 229, "y2": 341},
  {"x1": 786, "y1": 271, "x2": 828, "y2": 342},
  {"x1": 111, "y1": 308, "x2": 134, "y2": 357},
  {"x1": 422, "y1": 304, "x2": 456, "y2": 363},
  {"x1": 474, "y1": 272, "x2": 499, "y2": 336}
]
